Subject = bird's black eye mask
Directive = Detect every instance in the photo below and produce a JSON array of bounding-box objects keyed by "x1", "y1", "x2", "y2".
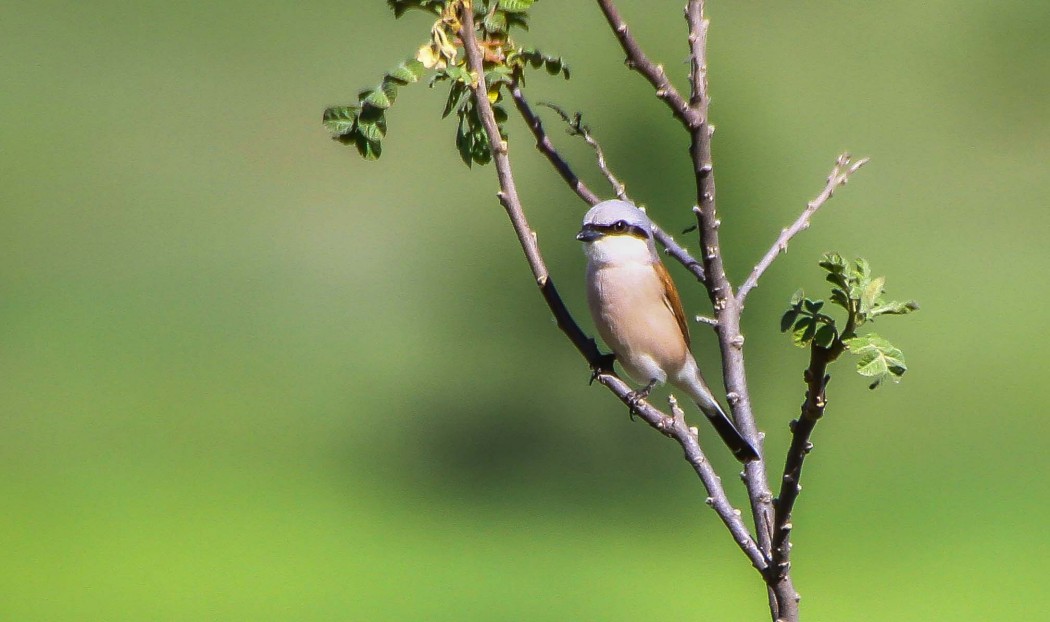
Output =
[{"x1": 577, "y1": 220, "x2": 650, "y2": 242}]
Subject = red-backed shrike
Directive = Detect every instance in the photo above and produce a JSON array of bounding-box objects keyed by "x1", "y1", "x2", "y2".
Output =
[{"x1": 577, "y1": 200, "x2": 758, "y2": 463}]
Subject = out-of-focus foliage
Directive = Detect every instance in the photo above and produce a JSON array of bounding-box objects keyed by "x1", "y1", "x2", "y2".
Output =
[{"x1": 2, "y1": 1, "x2": 1048, "y2": 621}]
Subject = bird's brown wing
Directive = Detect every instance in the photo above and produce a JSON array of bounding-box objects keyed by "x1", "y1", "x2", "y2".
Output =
[{"x1": 655, "y1": 260, "x2": 691, "y2": 349}]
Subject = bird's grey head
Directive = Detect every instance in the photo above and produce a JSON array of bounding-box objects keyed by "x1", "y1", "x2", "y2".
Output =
[{"x1": 576, "y1": 200, "x2": 654, "y2": 243}]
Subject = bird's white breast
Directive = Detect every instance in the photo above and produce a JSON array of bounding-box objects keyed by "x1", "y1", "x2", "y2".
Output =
[{"x1": 584, "y1": 236, "x2": 690, "y2": 384}]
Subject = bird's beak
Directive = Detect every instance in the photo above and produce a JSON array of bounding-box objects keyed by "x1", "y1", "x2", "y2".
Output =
[{"x1": 576, "y1": 226, "x2": 602, "y2": 243}]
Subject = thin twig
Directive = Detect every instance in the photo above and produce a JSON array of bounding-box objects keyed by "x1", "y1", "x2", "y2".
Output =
[
  {"x1": 669, "y1": 395, "x2": 767, "y2": 571},
  {"x1": 655, "y1": 225, "x2": 707, "y2": 284},
  {"x1": 684, "y1": 0, "x2": 775, "y2": 546},
  {"x1": 458, "y1": 4, "x2": 761, "y2": 570},
  {"x1": 509, "y1": 82, "x2": 707, "y2": 283},
  {"x1": 595, "y1": 0, "x2": 700, "y2": 130},
  {"x1": 538, "y1": 102, "x2": 628, "y2": 201},
  {"x1": 509, "y1": 82, "x2": 602, "y2": 206},
  {"x1": 737, "y1": 153, "x2": 870, "y2": 304}
]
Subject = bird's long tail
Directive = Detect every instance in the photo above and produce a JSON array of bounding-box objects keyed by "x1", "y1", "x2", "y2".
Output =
[{"x1": 680, "y1": 371, "x2": 759, "y2": 463}]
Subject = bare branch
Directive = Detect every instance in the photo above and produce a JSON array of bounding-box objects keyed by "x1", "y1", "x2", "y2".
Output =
[
  {"x1": 770, "y1": 340, "x2": 844, "y2": 583},
  {"x1": 684, "y1": 0, "x2": 775, "y2": 544},
  {"x1": 595, "y1": 0, "x2": 700, "y2": 129},
  {"x1": 737, "y1": 153, "x2": 870, "y2": 304},
  {"x1": 668, "y1": 396, "x2": 768, "y2": 572},
  {"x1": 683, "y1": 3, "x2": 799, "y2": 617},
  {"x1": 460, "y1": 5, "x2": 762, "y2": 572},
  {"x1": 539, "y1": 102, "x2": 628, "y2": 201},
  {"x1": 655, "y1": 225, "x2": 707, "y2": 284},
  {"x1": 686, "y1": 0, "x2": 710, "y2": 113},
  {"x1": 509, "y1": 83, "x2": 603, "y2": 206}
]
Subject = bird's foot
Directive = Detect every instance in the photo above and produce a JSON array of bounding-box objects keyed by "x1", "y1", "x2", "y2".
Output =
[{"x1": 626, "y1": 379, "x2": 659, "y2": 419}]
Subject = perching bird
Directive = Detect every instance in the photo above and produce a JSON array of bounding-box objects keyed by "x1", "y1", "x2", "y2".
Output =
[{"x1": 577, "y1": 199, "x2": 758, "y2": 463}]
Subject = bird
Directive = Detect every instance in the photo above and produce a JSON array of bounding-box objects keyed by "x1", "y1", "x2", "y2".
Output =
[{"x1": 577, "y1": 199, "x2": 759, "y2": 463}]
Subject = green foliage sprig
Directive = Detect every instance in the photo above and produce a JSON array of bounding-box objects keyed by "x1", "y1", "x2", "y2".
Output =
[
  {"x1": 782, "y1": 253, "x2": 919, "y2": 388},
  {"x1": 322, "y1": 59, "x2": 426, "y2": 159},
  {"x1": 323, "y1": 0, "x2": 567, "y2": 165}
]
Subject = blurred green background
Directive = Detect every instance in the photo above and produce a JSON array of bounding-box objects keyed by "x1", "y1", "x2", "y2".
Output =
[{"x1": 3, "y1": 1, "x2": 1047, "y2": 619}]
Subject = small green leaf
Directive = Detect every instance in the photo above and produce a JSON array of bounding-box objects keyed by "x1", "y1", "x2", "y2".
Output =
[
  {"x1": 781, "y1": 308, "x2": 800, "y2": 333},
  {"x1": 456, "y1": 113, "x2": 473, "y2": 167},
  {"x1": 442, "y1": 82, "x2": 466, "y2": 118},
  {"x1": 829, "y1": 288, "x2": 850, "y2": 311},
  {"x1": 357, "y1": 119, "x2": 385, "y2": 143},
  {"x1": 845, "y1": 334, "x2": 907, "y2": 389},
  {"x1": 506, "y1": 12, "x2": 530, "y2": 31},
  {"x1": 362, "y1": 87, "x2": 392, "y2": 109},
  {"x1": 386, "y1": 59, "x2": 426, "y2": 85},
  {"x1": 387, "y1": 0, "x2": 444, "y2": 18},
  {"x1": 819, "y1": 252, "x2": 848, "y2": 276},
  {"x1": 493, "y1": 104, "x2": 508, "y2": 123},
  {"x1": 860, "y1": 276, "x2": 885, "y2": 316},
  {"x1": 854, "y1": 257, "x2": 871, "y2": 281},
  {"x1": 471, "y1": 126, "x2": 492, "y2": 165},
  {"x1": 814, "y1": 324, "x2": 838, "y2": 348},
  {"x1": 804, "y1": 298, "x2": 824, "y2": 314},
  {"x1": 485, "y1": 66, "x2": 513, "y2": 86},
  {"x1": 354, "y1": 133, "x2": 382, "y2": 160},
  {"x1": 444, "y1": 65, "x2": 470, "y2": 83},
  {"x1": 872, "y1": 299, "x2": 920, "y2": 317},
  {"x1": 322, "y1": 106, "x2": 358, "y2": 136},
  {"x1": 484, "y1": 10, "x2": 508, "y2": 33},
  {"x1": 499, "y1": 0, "x2": 535, "y2": 13},
  {"x1": 512, "y1": 47, "x2": 571, "y2": 80},
  {"x1": 792, "y1": 317, "x2": 817, "y2": 347}
]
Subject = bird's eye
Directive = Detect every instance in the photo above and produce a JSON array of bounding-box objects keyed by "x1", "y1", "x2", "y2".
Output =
[{"x1": 612, "y1": 220, "x2": 628, "y2": 233}]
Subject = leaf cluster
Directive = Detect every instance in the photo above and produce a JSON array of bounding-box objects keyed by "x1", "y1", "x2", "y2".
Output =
[
  {"x1": 322, "y1": 59, "x2": 426, "y2": 160},
  {"x1": 782, "y1": 253, "x2": 918, "y2": 388},
  {"x1": 325, "y1": 0, "x2": 565, "y2": 164}
]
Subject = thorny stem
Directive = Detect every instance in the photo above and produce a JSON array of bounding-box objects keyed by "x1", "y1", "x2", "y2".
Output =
[
  {"x1": 669, "y1": 396, "x2": 767, "y2": 571},
  {"x1": 683, "y1": 2, "x2": 799, "y2": 618},
  {"x1": 595, "y1": 0, "x2": 700, "y2": 129},
  {"x1": 771, "y1": 340, "x2": 843, "y2": 582}
]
